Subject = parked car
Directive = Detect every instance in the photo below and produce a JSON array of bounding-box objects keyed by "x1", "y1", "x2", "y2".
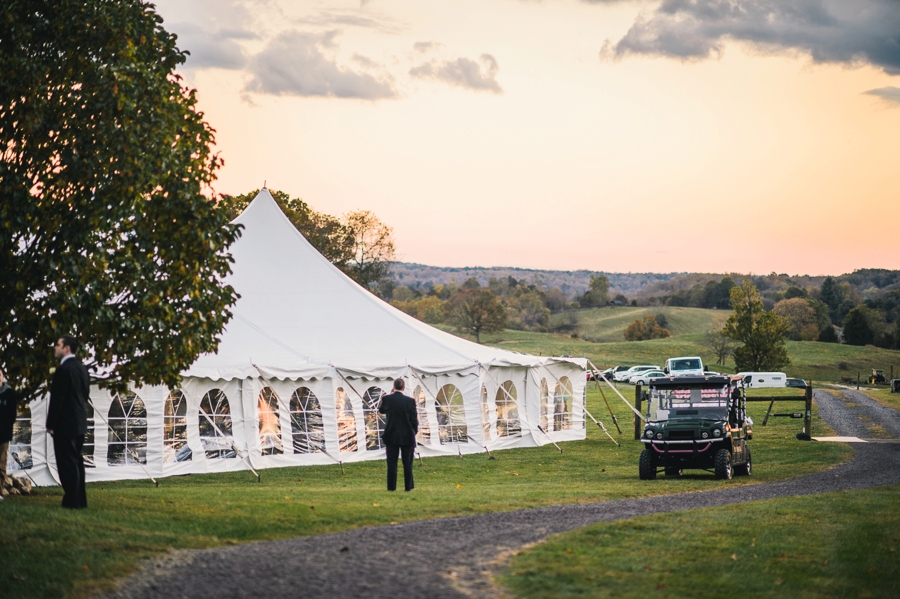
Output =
[
  {"x1": 615, "y1": 365, "x2": 660, "y2": 382},
  {"x1": 785, "y1": 377, "x2": 807, "y2": 389},
  {"x1": 609, "y1": 366, "x2": 632, "y2": 381},
  {"x1": 631, "y1": 370, "x2": 667, "y2": 386}
]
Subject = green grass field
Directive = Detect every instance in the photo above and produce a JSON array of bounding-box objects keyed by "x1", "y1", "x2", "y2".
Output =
[
  {"x1": 501, "y1": 484, "x2": 900, "y2": 599},
  {"x1": 0, "y1": 387, "x2": 850, "y2": 599},
  {"x1": 549, "y1": 306, "x2": 731, "y2": 343}
]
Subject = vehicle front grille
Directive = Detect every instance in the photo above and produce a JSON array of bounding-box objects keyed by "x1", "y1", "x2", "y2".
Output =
[{"x1": 667, "y1": 430, "x2": 695, "y2": 440}]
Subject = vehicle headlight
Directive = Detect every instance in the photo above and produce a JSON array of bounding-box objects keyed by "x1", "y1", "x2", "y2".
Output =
[
  {"x1": 645, "y1": 430, "x2": 654, "y2": 439},
  {"x1": 701, "y1": 431, "x2": 709, "y2": 439},
  {"x1": 655, "y1": 432, "x2": 663, "y2": 439},
  {"x1": 713, "y1": 428, "x2": 722, "y2": 437}
]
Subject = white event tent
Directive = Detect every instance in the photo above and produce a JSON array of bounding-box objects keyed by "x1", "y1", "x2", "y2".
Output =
[{"x1": 11, "y1": 189, "x2": 586, "y2": 485}]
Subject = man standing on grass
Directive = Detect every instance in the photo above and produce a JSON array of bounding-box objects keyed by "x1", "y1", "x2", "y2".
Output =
[
  {"x1": 47, "y1": 335, "x2": 90, "y2": 509},
  {"x1": 379, "y1": 378, "x2": 418, "y2": 492}
]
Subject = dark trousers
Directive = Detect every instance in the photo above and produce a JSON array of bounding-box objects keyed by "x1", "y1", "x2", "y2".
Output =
[
  {"x1": 385, "y1": 444, "x2": 415, "y2": 491},
  {"x1": 53, "y1": 434, "x2": 87, "y2": 508}
]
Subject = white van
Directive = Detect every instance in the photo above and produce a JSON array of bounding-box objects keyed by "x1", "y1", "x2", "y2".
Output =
[
  {"x1": 664, "y1": 356, "x2": 704, "y2": 377},
  {"x1": 739, "y1": 372, "x2": 787, "y2": 388}
]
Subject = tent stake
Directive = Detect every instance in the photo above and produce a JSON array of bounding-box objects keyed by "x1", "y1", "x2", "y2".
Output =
[
  {"x1": 417, "y1": 451, "x2": 424, "y2": 467},
  {"x1": 483, "y1": 445, "x2": 496, "y2": 460}
]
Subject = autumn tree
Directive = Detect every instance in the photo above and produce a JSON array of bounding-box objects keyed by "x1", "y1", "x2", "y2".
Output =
[
  {"x1": 344, "y1": 210, "x2": 396, "y2": 290},
  {"x1": 722, "y1": 282, "x2": 791, "y2": 371},
  {"x1": 624, "y1": 315, "x2": 671, "y2": 341},
  {"x1": 842, "y1": 306, "x2": 880, "y2": 346},
  {"x1": 0, "y1": 0, "x2": 240, "y2": 400},
  {"x1": 773, "y1": 298, "x2": 819, "y2": 341},
  {"x1": 446, "y1": 289, "x2": 507, "y2": 343}
]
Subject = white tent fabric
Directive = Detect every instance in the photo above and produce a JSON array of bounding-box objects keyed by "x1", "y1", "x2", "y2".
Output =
[{"x1": 12, "y1": 189, "x2": 586, "y2": 485}]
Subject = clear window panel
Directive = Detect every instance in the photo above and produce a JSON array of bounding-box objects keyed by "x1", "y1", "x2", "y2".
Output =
[
  {"x1": 539, "y1": 378, "x2": 549, "y2": 431},
  {"x1": 414, "y1": 385, "x2": 431, "y2": 445},
  {"x1": 335, "y1": 387, "x2": 358, "y2": 453},
  {"x1": 163, "y1": 390, "x2": 192, "y2": 464},
  {"x1": 495, "y1": 381, "x2": 520, "y2": 438},
  {"x1": 199, "y1": 389, "x2": 236, "y2": 459},
  {"x1": 436, "y1": 384, "x2": 468, "y2": 444},
  {"x1": 480, "y1": 385, "x2": 490, "y2": 442},
  {"x1": 257, "y1": 387, "x2": 283, "y2": 456},
  {"x1": 289, "y1": 387, "x2": 325, "y2": 454},
  {"x1": 7, "y1": 403, "x2": 32, "y2": 471},
  {"x1": 107, "y1": 391, "x2": 148, "y2": 466},
  {"x1": 362, "y1": 386, "x2": 385, "y2": 451},
  {"x1": 554, "y1": 377, "x2": 574, "y2": 431}
]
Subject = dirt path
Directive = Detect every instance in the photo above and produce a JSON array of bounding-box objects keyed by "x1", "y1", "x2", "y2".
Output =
[{"x1": 105, "y1": 390, "x2": 900, "y2": 599}]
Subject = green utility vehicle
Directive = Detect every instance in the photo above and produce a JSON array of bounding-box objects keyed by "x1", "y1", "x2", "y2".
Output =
[{"x1": 639, "y1": 375, "x2": 752, "y2": 480}]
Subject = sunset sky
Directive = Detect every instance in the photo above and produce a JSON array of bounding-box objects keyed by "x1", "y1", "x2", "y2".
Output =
[{"x1": 153, "y1": 0, "x2": 900, "y2": 276}]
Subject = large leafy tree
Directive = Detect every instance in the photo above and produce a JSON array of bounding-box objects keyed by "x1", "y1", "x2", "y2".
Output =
[
  {"x1": 446, "y1": 289, "x2": 507, "y2": 343},
  {"x1": 579, "y1": 274, "x2": 610, "y2": 308},
  {"x1": 1, "y1": 0, "x2": 240, "y2": 400},
  {"x1": 722, "y1": 282, "x2": 791, "y2": 371},
  {"x1": 343, "y1": 210, "x2": 396, "y2": 290}
]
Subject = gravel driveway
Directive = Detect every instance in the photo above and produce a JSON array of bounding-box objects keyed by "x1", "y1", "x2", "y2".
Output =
[{"x1": 106, "y1": 389, "x2": 900, "y2": 599}]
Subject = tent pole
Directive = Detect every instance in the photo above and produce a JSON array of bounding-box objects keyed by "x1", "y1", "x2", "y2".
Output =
[
  {"x1": 538, "y1": 363, "x2": 619, "y2": 446},
  {"x1": 88, "y1": 397, "x2": 159, "y2": 487},
  {"x1": 587, "y1": 360, "x2": 646, "y2": 424}
]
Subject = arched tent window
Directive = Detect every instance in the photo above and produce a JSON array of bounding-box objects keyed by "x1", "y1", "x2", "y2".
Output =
[
  {"x1": 199, "y1": 389, "x2": 236, "y2": 459},
  {"x1": 7, "y1": 403, "x2": 32, "y2": 471},
  {"x1": 481, "y1": 385, "x2": 490, "y2": 441},
  {"x1": 163, "y1": 390, "x2": 191, "y2": 464},
  {"x1": 436, "y1": 384, "x2": 468, "y2": 444},
  {"x1": 258, "y1": 387, "x2": 283, "y2": 456},
  {"x1": 289, "y1": 387, "x2": 324, "y2": 454},
  {"x1": 335, "y1": 387, "x2": 358, "y2": 453},
  {"x1": 362, "y1": 386, "x2": 386, "y2": 451},
  {"x1": 108, "y1": 391, "x2": 148, "y2": 466},
  {"x1": 539, "y1": 378, "x2": 550, "y2": 431},
  {"x1": 83, "y1": 402, "x2": 95, "y2": 468},
  {"x1": 495, "y1": 381, "x2": 520, "y2": 438},
  {"x1": 554, "y1": 376, "x2": 574, "y2": 431},
  {"x1": 413, "y1": 385, "x2": 431, "y2": 445}
]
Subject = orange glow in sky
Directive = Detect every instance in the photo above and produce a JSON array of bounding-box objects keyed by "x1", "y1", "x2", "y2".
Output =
[{"x1": 155, "y1": 0, "x2": 900, "y2": 275}]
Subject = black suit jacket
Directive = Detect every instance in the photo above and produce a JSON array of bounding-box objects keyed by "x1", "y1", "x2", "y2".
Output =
[
  {"x1": 379, "y1": 391, "x2": 418, "y2": 447},
  {"x1": 47, "y1": 357, "x2": 90, "y2": 437}
]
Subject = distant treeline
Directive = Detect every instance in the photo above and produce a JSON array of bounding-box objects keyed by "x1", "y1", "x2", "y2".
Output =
[{"x1": 379, "y1": 265, "x2": 900, "y2": 349}]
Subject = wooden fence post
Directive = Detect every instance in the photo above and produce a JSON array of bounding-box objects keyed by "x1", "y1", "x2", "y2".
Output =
[{"x1": 805, "y1": 383, "x2": 812, "y2": 437}]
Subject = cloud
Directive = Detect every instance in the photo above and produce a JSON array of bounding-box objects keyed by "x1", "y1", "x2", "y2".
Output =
[
  {"x1": 410, "y1": 54, "x2": 503, "y2": 93},
  {"x1": 601, "y1": 0, "x2": 900, "y2": 74},
  {"x1": 154, "y1": 0, "x2": 258, "y2": 70},
  {"x1": 413, "y1": 41, "x2": 441, "y2": 53},
  {"x1": 296, "y1": 10, "x2": 405, "y2": 34},
  {"x1": 244, "y1": 31, "x2": 397, "y2": 99},
  {"x1": 863, "y1": 86, "x2": 900, "y2": 105}
]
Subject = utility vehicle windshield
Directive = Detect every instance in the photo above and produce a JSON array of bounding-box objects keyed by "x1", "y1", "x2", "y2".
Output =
[
  {"x1": 670, "y1": 358, "x2": 701, "y2": 371},
  {"x1": 647, "y1": 385, "x2": 730, "y2": 422}
]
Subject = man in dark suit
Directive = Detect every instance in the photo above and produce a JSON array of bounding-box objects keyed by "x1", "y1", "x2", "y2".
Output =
[
  {"x1": 379, "y1": 378, "x2": 418, "y2": 492},
  {"x1": 47, "y1": 335, "x2": 90, "y2": 508}
]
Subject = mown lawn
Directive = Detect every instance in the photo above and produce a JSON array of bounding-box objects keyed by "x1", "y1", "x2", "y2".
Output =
[
  {"x1": 0, "y1": 387, "x2": 849, "y2": 599},
  {"x1": 501, "y1": 483, "x2": 900, "y2": 599}
]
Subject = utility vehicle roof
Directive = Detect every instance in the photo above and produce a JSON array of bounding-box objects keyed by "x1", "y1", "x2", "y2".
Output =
[{"x1": 647, "y1": 375, "x2": 742, "y2": 388}]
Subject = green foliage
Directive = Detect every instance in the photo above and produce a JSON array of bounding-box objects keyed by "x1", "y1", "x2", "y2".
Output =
[
  {"x1": 506, "y1": 289, "x2": 551, "y2": 331},
  {"x1": 220, "y1": 189, "x2": 354, "y2": 268},
  {"x1": 699, "y1": 329, "x2": 738, "y2": 365},
  {"x1": 446, "y1": 289, "x2": 507, "y2": 343},
  {"x1": 723, "y1": 282, "x2": 791, "y2": 371},
  {"x1": 392, "y1": 295, "x2": 444, "y2": 324},
  {"x1": 842, "y1": 306, "x2": 877, "y2": 346},
  {"x1": 623, "y1": 315, "x2": 671, "y2": 341},
  {"x1": 817, "y1": 325, "x2": 839, "y2": 343},
  {"x1": 579, "y1": 275, "x2": 610, "y2": 308},
  {"x1": 0, "y1": 0, "x2": 239, "y2": 400}
]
